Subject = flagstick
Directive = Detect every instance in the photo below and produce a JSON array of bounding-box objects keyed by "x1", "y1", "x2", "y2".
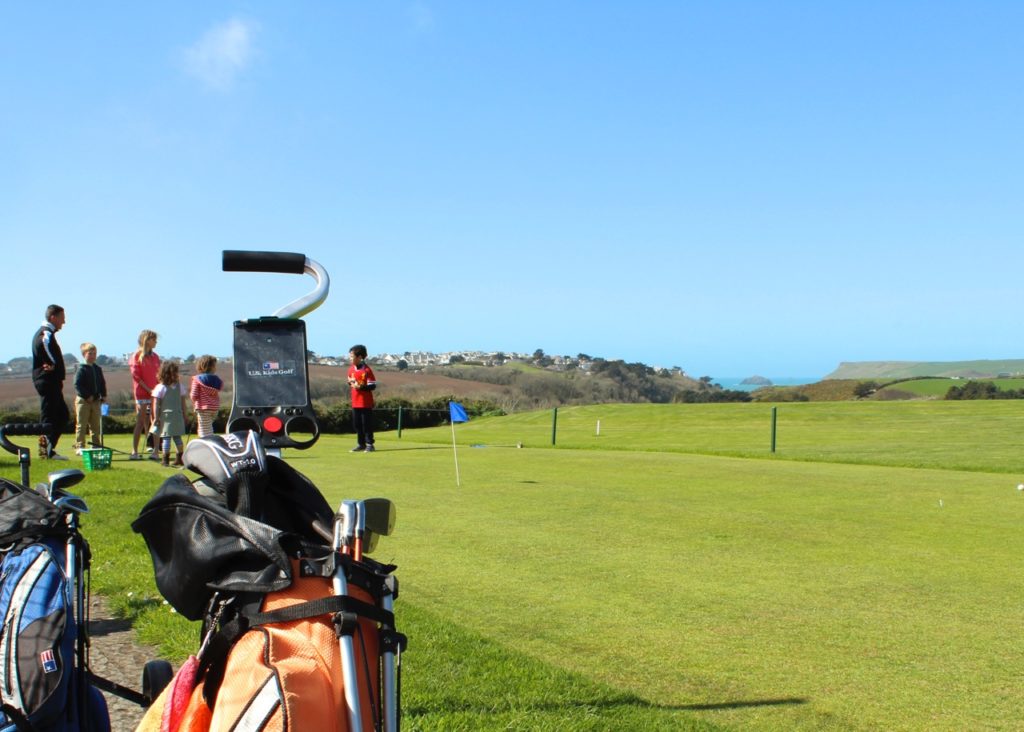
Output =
[{"x1": 451, "y1": 419, "x2": 461, "y2": 486}]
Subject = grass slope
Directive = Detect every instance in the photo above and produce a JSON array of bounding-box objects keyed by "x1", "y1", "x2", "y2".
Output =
[
  {"x1": 827, "y1": 359, "x2": 1024, "y2": 380},
  {"x1": 4, "y1": 401, "x2": 1024, "y2": 730}
]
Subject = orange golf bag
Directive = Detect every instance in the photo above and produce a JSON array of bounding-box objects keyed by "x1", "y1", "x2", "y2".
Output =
[{"x1": 131, "y1": 433, "x2": 405, "y2": 732}]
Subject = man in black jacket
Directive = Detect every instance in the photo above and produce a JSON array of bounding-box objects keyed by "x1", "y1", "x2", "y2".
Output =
[{"x1": 32, "y1": 304, "x2": 69, "y2": 460}]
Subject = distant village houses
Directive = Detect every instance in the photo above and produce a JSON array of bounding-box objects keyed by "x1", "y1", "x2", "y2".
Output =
[{"x1": 3, "y1": 349, "x2": 684, "y2": 377}]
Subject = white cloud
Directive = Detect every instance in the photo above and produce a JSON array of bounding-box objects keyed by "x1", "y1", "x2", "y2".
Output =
[
  {"x1": 182, "y1": 18, "x2": 258, "y2": 91},
  {"x1": 408, "y1": 2, "x2": 435, "y2": 34}
]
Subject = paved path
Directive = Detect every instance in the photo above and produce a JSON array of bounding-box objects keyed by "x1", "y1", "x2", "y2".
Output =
[{"x1": 88, "y1": 595, "x2": 173, "y2": 730}]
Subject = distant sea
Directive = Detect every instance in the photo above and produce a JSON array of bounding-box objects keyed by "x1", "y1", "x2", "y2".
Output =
[{"x1": 712, "y1": 376, "x2": 820, "y2": 392}]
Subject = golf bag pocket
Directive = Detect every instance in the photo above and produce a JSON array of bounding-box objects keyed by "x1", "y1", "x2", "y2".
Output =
[
  {"x1": 214, "y1": 569, "x2": 382, "y2": 731},
  {"x1": 0, "y1": 539, "x2": 75, "y2": 730}
]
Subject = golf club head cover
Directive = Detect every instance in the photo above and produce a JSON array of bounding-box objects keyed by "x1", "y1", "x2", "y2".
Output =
[{"x1": 183, "y1": 431, "x2": 269, "y2": 519}]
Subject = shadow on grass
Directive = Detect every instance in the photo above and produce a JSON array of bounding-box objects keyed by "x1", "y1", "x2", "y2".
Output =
[
  {"x1": 406, "y1": 692, "x2": 807, "y2": 716},
  {"x1": 341, "y1": 445, "x2": 452, "y2": 452},
  {"x1": 677, "y1": 697, "x2": 808, "y2": 711}
]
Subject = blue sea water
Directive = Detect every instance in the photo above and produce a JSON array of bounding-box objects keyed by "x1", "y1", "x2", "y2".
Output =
[{"x1": 712, "y1": 376, "x2": 819, "y2": 392}]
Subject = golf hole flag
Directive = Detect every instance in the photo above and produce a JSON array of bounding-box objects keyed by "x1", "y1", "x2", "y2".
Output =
[
  {"x1": 449, "y1": 401, "x2": 469, "y2": 423},
  {"x1": 449, "y1": 402, "x2": 468, "y2": 486}
]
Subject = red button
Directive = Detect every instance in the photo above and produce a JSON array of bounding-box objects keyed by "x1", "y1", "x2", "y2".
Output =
[{"x1": 263, "y1": 416, "x2": 284, "y2": 433}]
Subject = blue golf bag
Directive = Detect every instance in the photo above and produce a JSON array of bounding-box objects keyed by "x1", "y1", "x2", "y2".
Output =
[{"x1": 0, "y1": 476, "x2": 110, "y2": 732}]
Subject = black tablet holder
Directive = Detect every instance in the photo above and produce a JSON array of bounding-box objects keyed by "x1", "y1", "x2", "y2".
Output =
[{"x1": 222, "y1": 251, "x2": 330, "y2": 451}]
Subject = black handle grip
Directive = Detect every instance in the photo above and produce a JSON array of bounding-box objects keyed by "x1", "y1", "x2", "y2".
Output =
[
  {"x1": 0, "y1": 422, "x2": 51, "y2": 437},
  {"x1": 222, "y1": 251, "x2": 307, "y2": 275}
]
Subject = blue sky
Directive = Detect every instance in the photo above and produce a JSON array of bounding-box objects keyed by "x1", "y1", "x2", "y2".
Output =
[{"x1": 2, "y1": 3, "x2": 1021, "y2": 379}]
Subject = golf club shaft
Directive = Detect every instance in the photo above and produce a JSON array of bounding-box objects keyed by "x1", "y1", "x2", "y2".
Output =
[
  {"x1": 332, "y1": 564, "x2": 363, "y2": 732},
  {"x1": 333, "y1": 506, "x2": 363, "y2": 731},
  {"x1": 381, "y1": 590, "x2": 397, "y2": 732},
  {"x1": 353, "y1": 500, "x2": 365, "y2": 561}
]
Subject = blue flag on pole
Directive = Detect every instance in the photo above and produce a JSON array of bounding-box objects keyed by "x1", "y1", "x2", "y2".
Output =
[{"x1": 449, "y1": 401, "x2": 469, "y2": 423}]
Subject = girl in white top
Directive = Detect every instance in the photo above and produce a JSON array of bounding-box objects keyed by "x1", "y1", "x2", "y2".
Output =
[{"x1": 152, "y1": 360, "x2": 189, "y2": 467}]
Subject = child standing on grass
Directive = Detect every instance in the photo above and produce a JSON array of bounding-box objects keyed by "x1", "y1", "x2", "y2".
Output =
[
  {"x1": 347, "y1": 344, "x2": 377, "y2": 452},
  {"x1": 152, "y1": 360, "x2": 189, "y2": 467},
  {"x1": 190, "y1": 354, "x2": 223, "y2": 438},
  {"x1": 129, "y1": 330, "x2": 160, "y2": 460},
  {"x1": 73, "y1": 342, "x2": 107, "y2": 452}
]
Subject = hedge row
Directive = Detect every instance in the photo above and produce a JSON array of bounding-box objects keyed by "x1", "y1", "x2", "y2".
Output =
[{"x1": 0, "y1": 396, "x2": 502, "y2": 438}]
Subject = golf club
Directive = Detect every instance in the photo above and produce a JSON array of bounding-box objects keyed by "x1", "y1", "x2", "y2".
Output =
[
  {"x1": 47, "y1": 467, "x2": 92, "y2": 717},
  {"x1": 52, "y1": 493, "x2": 89, "y2": 515},
  {"x1": 331, "y1": 500, "x2": 364, "y2": 731},
  {"x1": 353, "y1": 502, "x2": 367, "y2": 561},
  {"x1": 357, "y1": 498, "x2": 395, "y2": 558},
  {"x1": 360, "y1": 500, "x2": 399, "y2": 732},
  {"x1": 46, "y1": 468, "x2": 86, "y2": 501}
]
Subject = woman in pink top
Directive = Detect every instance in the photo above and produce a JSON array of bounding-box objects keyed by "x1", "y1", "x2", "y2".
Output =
[{"x1": 128, "y1": 329, "x2": 161, "y2": 460}]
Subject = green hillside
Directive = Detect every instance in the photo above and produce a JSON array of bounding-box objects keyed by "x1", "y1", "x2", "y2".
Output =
[{"x1": 826, "y1": 359, "x2": 1024, "y2": 380}]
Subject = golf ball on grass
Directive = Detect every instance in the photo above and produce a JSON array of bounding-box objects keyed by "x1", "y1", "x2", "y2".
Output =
[{"x1": 1017, "y1": 484, "x2": 1024, "y2": 491}]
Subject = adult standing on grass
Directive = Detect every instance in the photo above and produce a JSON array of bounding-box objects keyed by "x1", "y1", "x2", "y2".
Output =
[
  {"x1": 347, "y1": 344, "x2": 377, "y2": 452},
  {"x1": 128, "y1": 329, "x2": 160, "y2": 460},
  {"x1": 31, "y1": 304, "x2": 69, "y2": 460}
]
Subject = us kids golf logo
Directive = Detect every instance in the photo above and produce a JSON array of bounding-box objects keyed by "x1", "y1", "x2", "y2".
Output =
[
  {"x1": 247, "y1": 360, "x2": 297, "y2": 377},
  {"x1": 39, "y1": 649, "x2": 58, "y2": 674}
]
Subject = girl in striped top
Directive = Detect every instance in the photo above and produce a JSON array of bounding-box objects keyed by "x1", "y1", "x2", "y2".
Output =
[{"x1": 190, "y1": 354, "x2": 224, "y2": 438}]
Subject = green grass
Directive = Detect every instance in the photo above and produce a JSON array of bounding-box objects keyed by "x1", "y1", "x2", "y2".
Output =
[
  {"x1": 4, "y1": 400, "x2": 1024, "y2": 730},
  {"x1": 829, "y1": 359, "x2": 1024, "y2": 379},
  {"x1": 410, "y1": 400, "x2": 1024, "y2": 473}
]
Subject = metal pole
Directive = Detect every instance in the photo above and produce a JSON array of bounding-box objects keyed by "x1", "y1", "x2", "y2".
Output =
[
  {"x1": 451, "y1": 419, "x2": 461, "y2": 487},
  {"x1": 397, "y1": 406, "x2": 403, "y2": 439},
  {"x1": 381, "y1": 578, "x2": 398, "y2": 732},
  {"x1": 332, "y1": 506, "x2": 363, "y2": 732},
  {"x1": 551, "y1": 407, "x2": 558, "y2": 446},
  {"x1": 770, "y1": 406, "x2": 777, "y2": 453}
]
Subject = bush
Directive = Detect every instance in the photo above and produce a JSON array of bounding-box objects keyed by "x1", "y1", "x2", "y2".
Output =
[
  {"x1": 853, "y1": 381, "x2": 880, "y2": 398},
  {"x1": 946, "y1": 381, "x2": 1024, "y2": 400},
  {"x1": 308, "y1": 396, "x2": 504, "y2": 435},
  {"x1": 673, "y1": 389, "x2": 752, "y2": 403}
]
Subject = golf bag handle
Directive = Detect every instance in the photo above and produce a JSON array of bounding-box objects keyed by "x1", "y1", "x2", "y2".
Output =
[
  {"x1": 0, "y1": 422, "x2": 50, "y2": 455},
  {"x1": 222, "y1": 251, "x2": 330, "y2": 319},
  {"x1": 223, "y1": 251, "x2": 306, "y2": 275}
]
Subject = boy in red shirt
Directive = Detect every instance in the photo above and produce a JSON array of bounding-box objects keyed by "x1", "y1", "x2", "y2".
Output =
[{"x1": 347, "y1": 344, "x2": 376, "y2": 452}]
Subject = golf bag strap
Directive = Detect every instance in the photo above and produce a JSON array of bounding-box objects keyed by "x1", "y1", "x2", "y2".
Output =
[
  {"x1": 0, "y1": 702, "x2": 34, "y2": 732},
  {"x1": 241, "y1": 594, "x2": 394, "y2": 631}
]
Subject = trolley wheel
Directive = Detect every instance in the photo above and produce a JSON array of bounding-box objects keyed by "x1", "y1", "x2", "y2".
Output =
[{"x1": 142, "y1": 659, "x2": 175, "y2": 706}]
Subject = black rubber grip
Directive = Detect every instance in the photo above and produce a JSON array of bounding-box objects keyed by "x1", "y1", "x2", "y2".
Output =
[
  {"x1": 0, "y1": 422, "x2": 50, "y2": 436},
  {"x1": 222, "y1": 251, "x2": 307, "y2": 275}
]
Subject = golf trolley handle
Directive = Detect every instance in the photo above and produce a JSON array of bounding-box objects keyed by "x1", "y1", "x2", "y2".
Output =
[
  {"x1": 0, "y1": 422, "x2": 50, "y2": 455},
  {"x1": 222, "y1": 250, "x2": 330, "y2": 319}
]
